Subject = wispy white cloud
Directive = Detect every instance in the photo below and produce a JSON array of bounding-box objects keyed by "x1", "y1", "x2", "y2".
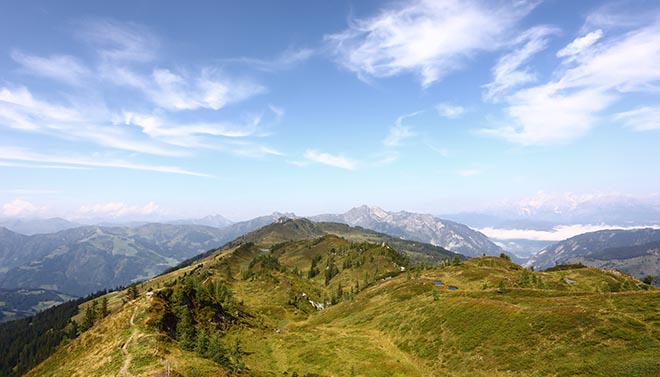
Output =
[
  {"x1": 77, "y1": 21, "x2": 266, "y2": 112},
  {"x1": 11, "y1": 50, "x2": 91, "y2": 86},
  {"x1": 99, "y1": 65, "x2": 265, "y2": 112},
  {"x1": 435, "y1": 102, "x2": 465, "y2": 119},
  {"x1": 556, "y1": 29, "x2": 603, "y2": 60},
  {"x1": 119, "y1": 107, "x2": 283, "y2": 156},
  {"x1": 223, "y1": 139, "x2": 284, "y2": 158},
  {"x1": 220, "y1": 47, "x2": 315, "y2": 72},
  {"x1": 77, "y1": 201, "x2": 160, "y2": 219},
  {"x1": 483, "y1": 26, "x2": 558, "y2": 101},
  {"x1": 0, "y1": 147, "x2": 211, "y2": 177},
  {"x1": 481, "y1": 16, "x2": 660, "y2": 145},
  {"x1": 425, "y1": 141, "x2": 449, "y2": 157},
  {"x1": 0, "y1": 86, "x2": 180, "y2": 155},
  {"x1": 326, "y1": 0, "x2": 537, "y2": 87},
  {"x1": 2, "y1": 18, "x2": 280, "y2": 168},
  {"x1": 0, "y1": 81, "x2": 275, "y2": 157},
  {"x1": 614, "y1": 106, "x2": 660, "y2": 131},
  {"x1": 146, "y1": 68, "x2": 265, "y2": 111},
  {"x1": 582, "y1": 2, "x2": 655, "y2": 32},
  {"x1": 383, "y1": 112, "x2": 420, "y2": 147},
  {"x1": 79, "y1": 19, "x2": 158, "y2": 63},
  {"x1": 372, "y1": 151, "x2": 399, "y2": 167},
  {"x1": 2, "y1": 199, "x2": 48, "y2": 217},
  {"x1": 0, "y1": 160, "x2": 89, "y2": 170},
  {"x1": 304, "y1": 149, "x2": 356, "y2": 170},
  {"x1": 480, "y1": 86, "x2": 615, "y2": 145}
]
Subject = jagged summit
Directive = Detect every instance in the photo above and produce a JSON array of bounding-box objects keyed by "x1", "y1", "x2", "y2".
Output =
[{"x1": 312, "y1": 205, "x2": 504, "y2": 257}]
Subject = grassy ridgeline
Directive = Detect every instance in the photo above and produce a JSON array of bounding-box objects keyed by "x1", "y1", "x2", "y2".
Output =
[{"x1": 19, "y1": 222, "x2": 660, "y2": 376}]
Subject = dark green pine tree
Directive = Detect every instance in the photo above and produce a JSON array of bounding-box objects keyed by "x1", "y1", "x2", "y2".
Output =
[
  {"x1": 127, "y1": 283, "x2": 140, "y2": 300},
  {"x1": 81, "y1": 301, "x2": 97, "y2": 331},
  {"x1": 99, "y1": 297, "x2": 110, "y2": 319},
  {"x1": 175, "y1": 308, "x2": 196, "y2": 351}
]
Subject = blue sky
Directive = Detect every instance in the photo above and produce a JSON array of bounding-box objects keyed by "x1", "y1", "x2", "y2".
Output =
[{"x1": 1, "y1": 0, "x2": 659, "y2": 221}]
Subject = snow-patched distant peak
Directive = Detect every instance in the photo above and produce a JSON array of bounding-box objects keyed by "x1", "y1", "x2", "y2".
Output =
[
  {"x1": 313, "y1": 205, "x2": 503, "y2": 257},
  {"x1": 344, "y1": 205, "x2": 392, "y2": 223},
  {"x1": 271, "y1": 211, "x2": 297, "y2": 219}
]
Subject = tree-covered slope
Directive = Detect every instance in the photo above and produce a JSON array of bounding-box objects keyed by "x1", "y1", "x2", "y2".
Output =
[{"x1": 0, "y1": 288, "x2": 75, "y2": 323}]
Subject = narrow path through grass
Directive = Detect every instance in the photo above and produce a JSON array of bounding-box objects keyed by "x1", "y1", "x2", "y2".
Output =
[{"x1": 118, "y1": 305, "x2": 139, "y2": 377}]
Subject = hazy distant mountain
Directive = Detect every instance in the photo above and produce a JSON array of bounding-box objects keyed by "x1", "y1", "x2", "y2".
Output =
[
  {"x1": 215, "y1": 211, "x2": 296, "y2": 240},
  {"x1": 0, "y1": 224, "x2": 231, "y2": 297},
  {"x1": 312, "y1": 205, "x2": 503, "y2": 257},
  {"x1": 0, "y1": 217, "x2": 80, "y2": 235},
  {"x1": 492, "y1": 239, "x2": 555, "y2": 259},
  {"x1": 169, "y1": 214, "x2": 234, "y2": 228},
  {"x1": 0, "y1": 212, "x2": 299, "y2": 299},
  {"x1": 528, "y1": 228, "x2": 660, "y2": 280},
  {"x1": 444, "y1": 194, "x2": 660, "y2": 230}
]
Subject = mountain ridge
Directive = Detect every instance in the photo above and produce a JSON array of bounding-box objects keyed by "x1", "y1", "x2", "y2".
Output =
[
  {"x1": 528, "y1": 228, "x2": 660, "y2": 282},
  {"x1": 312, "y1": 205, "x2": 504, "y2": 257}
]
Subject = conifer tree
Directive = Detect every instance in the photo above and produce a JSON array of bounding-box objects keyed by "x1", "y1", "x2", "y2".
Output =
[
  {"x1": 81, "y1": 302, "x2": 97, "y2": 331},
  {"x1": 127, "y1": 283, "x2": 140, "y2": 300},
  {"x1": 99, "y1": 297, "x2": 110, "y2": 319}
]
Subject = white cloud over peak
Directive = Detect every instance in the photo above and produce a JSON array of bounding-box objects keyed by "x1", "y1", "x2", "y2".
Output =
[
  {"x1": 77, "y1": 201, "x2": 160, "y2": 219},
  {"x1": 304, "y1": 150, "x2": 357, "y2": 170},
  {"x1": 2, "y1": 199, "x2": 48, "y2": 217},
  {"x1": 480, "y1": 224, "x2": 660, "y2": 242},
  {"x1": 327, "y1": 0, "x2": 536, "y2": 87}
]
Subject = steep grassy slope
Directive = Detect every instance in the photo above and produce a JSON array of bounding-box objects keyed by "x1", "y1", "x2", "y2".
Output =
[{"x1": 25, "y1": 221, "x2": 660, "y2": 376}]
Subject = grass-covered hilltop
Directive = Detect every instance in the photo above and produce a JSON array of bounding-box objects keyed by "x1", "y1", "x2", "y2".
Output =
[{"x1": 5, "y1": 218, "x2": 660, "y2": 376}]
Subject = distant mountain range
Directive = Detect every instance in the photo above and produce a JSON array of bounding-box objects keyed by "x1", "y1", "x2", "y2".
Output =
[
  {"x1": 312, "y1": 205, "x2": 504, "y2": 257},
  {"x1": 528, "y1": 228, "x2": 660, "y2": 281},
  {"x1": 0, "y1": 211, "x2": 303, "y2": 298},
  {"x1": 0, "y1": 217, "x2": 80, "y2": 235},
  {"x1": 0, "y1": 224, "x2": 232, "y2": 297},
  {"x1": 444, "y1": 194, "x2": 660, "y2": 230},
  {"x1": 167, "y1": 214, "x2": 234, "y2": 228}
]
